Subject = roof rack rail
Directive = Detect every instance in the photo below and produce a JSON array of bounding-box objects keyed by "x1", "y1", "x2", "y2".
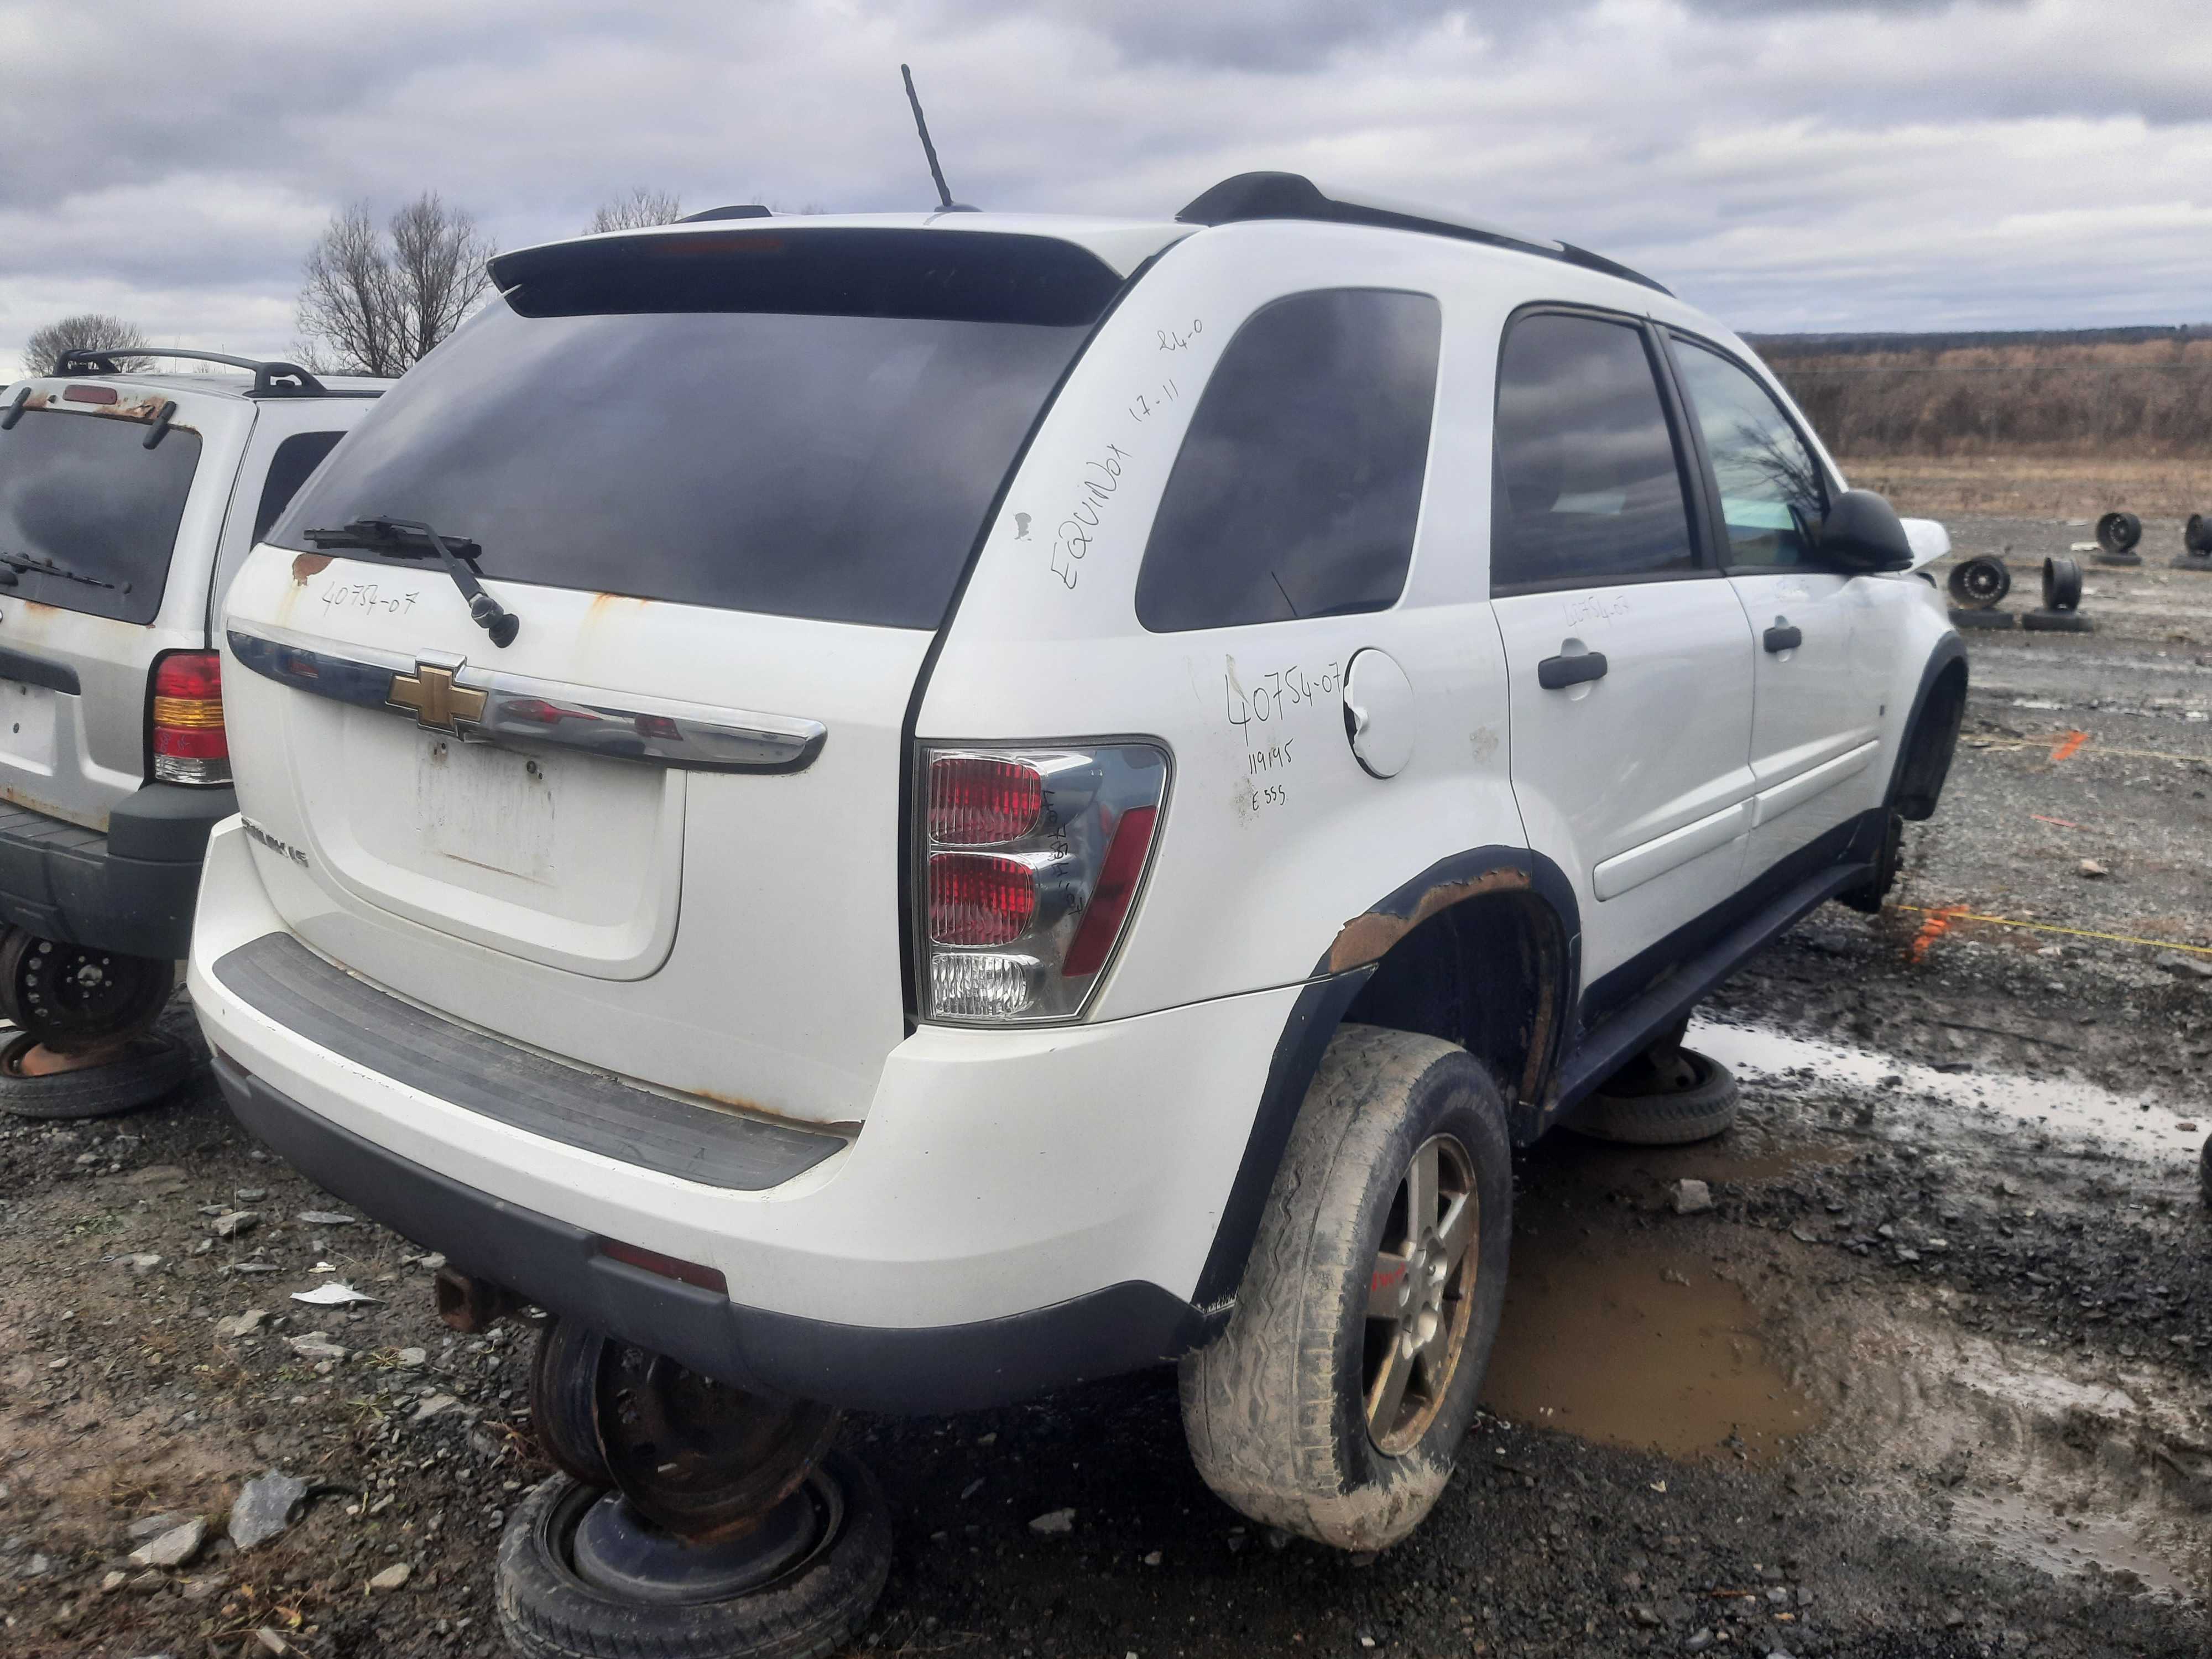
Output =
[
  {"x1": 1175, "y1": 172, "x2": 1672, "y2": 298},
  {"x1": 674, "y1": 204, "x2": 774, "y2": 223},
  {"x1": 52, "y1": 348, "x2": 335, "y2": 398}
]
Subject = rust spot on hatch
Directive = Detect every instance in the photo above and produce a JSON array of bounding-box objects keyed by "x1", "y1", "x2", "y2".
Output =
[
  {"x1": 291, "y1": 554, "x2": 333, "y2": 583},
  {"x1": 1327, "y1": 867, "x2": 1532, "y2": 974},
  {"x1": 585, "y1": 592, "x2": 651, "y2": 623}
]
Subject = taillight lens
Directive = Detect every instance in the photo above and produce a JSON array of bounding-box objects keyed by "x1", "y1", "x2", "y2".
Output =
[
  {"x1": 929, "y1": 755, "x2": 1045, "y2": 845},
  {"x1": 928, "y1": 853, "x2": 1038, "y2": 946},
  {"x1": 150, "y1": 650, "x2": 228, "y2": 785},
  {"x1": 917, "y1": 743, "x2": 1168, "y2": 1023}
]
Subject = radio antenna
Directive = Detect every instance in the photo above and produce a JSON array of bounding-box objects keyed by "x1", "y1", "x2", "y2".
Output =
[{"x1": 900, "y1": 64, "x2": 970, "y2": 211}]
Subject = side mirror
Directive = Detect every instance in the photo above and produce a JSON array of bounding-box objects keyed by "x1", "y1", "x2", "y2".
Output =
[{"x1": 1820, "y1": 488, "x2": 1914, "y2": 573}]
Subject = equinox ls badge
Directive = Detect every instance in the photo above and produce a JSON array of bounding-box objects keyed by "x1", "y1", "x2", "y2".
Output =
[{"x1": 387, "y1": 660, "x2": 486, "y2": 734}]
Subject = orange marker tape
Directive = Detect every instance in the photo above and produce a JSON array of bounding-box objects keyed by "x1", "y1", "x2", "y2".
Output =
[
  {"x1": 1907, "y1": 903, "x2": 1968, "y2": 964},
  {"x1": 1897, "y1": 905, "x2": 2212, "y2": 958},
  {"x1": 2049, "y1": 731, "x2": 2089, "y2": 761}
]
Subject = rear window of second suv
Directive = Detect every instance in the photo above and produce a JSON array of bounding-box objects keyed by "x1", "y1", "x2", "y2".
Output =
[
  {"x1": 272, "y1": 229, "x2": 1121, "y2": 631},
  {"x1": 0, "y1": 405, "x2": 200, "y2": 624}
]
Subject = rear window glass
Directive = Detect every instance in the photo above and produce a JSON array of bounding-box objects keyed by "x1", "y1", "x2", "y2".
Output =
[
  {"x1": 1490, "y1": 312, "x2": 1696, "y2": 592},
  {"x1": 272, "y1": 231, "x2": 1117, "y2": 629},
  {"x1": 1135, "y1": 289, "x2": 1441, "y2": 632},
  {"x1": 254, "y1": 431, "x2": 345, "y2": 543},
  {"x1": 0, "y1": 406, "x2": 199, "y2": 624}
]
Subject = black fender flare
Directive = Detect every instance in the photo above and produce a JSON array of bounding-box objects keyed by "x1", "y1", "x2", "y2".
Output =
[
  {"x1": 1885, "y1": 633, "x2": 1969, "y2": 821},
  {"x1": 1190, "y1": 845, "x2": 1579, "y2": 1309}
]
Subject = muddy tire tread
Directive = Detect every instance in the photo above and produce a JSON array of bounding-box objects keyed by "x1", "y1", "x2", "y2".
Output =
[
  {"x1": 496, "y1": 1456, "x2": 890, "y2": 1659},
  {"x1": 1180, "y1": 1025, "x2": 1508, "y2": 1551}
]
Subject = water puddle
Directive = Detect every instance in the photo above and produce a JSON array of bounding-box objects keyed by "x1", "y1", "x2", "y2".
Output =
[
  {"x1": 1689, "y1": 1018, "x2": 2204, "y2": 1171},
  {"x1": 1479, "y1": 1195, "x2": 1820, "y2": 1465},
  {"x1": 1952, "y1": 1490, "x2": 2197, "y2": 1599}
]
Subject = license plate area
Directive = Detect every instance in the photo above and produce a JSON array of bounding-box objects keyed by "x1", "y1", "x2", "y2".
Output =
[
  {"x1": 0, "y1": 679, "x2": 59, "y2": 774},
  {"x1": 417, "y1": 735, "x2": 557, "y2": 885}
]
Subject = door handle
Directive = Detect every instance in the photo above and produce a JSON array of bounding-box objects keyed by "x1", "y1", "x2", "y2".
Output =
[
  {"x1": 1536, "y1": 651, "x2": 1609, "y2": 690},
  {"x1": 1763, "y1": 625, "x2": 1803, "y2": 654}
]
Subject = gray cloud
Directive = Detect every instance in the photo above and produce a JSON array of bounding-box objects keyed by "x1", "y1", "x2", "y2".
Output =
[{"x1": 4, "y1": 0, "x2": 2208, "y2": 371}]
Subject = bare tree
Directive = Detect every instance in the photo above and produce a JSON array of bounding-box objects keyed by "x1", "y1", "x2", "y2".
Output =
[
  {"x1": 23, "y1": 313, "x2": 150, "y2": 376},
  {"x1": 588, "y1": 187, "x2": 684, "y2": 234},
  {"x1": 296, "y1": 193, "x2": 494, "y2": 377}
]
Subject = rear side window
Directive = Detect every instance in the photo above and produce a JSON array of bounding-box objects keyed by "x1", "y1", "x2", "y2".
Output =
[
  {"x1": 273, "y1": 230, "x2": 1117, "y2": 630},
  {"x1": 0, "y1": 407, "x2": 199, "y2": 624},
  {"x1": 1135, "y1": 289, "x2": 1441, "y2": 632},
  {"x1": 1670, "y1": 338, "x2": 1827, "y2": 570},
  {"x1": 1491, "y1": 312, "x2": 1696, "y2": 592},
  {"x1": 253, "y1": 431, "x2": 345, "y2": 544}
]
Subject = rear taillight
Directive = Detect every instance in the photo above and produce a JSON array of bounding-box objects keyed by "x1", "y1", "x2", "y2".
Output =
[
  {"x1": 918, "y1": 743, "x2": 1168, "y2": 1023},
  {"x1": 150, "y1": 650, "x2": 229, "y2": 785}
]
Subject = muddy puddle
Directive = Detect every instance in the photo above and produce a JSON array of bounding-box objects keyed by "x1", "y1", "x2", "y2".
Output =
[
  {"x1": 1481, "y1": 1194, "x2": 1820, "y2": 1464},
  {"x1": 1691, "y1": 1017, "x2": 2206, "y2": 1170},
  {"x1": 1484, "y1": 1026, "x2": 2212, "y2": 1599}
]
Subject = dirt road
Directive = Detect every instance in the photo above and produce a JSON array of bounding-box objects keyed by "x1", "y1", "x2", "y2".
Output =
[{"x1": 1, "y1": 518, "x2": 2206, "y2": 1657}]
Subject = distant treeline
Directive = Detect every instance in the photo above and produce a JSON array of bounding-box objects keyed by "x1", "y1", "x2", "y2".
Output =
[
  {"x1": 1747, "y1": 330, "x2": 2212, "y2": 457},
  {"x1": 1749, "y1": 324, "x2": 2210, "y2": 359}
]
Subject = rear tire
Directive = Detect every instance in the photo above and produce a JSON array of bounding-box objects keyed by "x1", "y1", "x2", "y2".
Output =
[
  {"x1": 495, "y1": 1451, "x2": 891, "y2": 1659},
  {"x1": 1180, "y1": 1024, "x2": 1511, "y2": 1552}
]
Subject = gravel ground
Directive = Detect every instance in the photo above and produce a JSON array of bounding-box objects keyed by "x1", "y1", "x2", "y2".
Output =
[{"x1": 0, "y1": 515, "x2": 2206, "y2": 1658}]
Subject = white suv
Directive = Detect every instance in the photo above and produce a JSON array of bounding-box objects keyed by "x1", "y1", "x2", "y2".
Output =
[
  {"x1": 0, "y1": 351, "x2": 384, "y2": 1073},
  {"x1": 189, "y1": 176, "x2": 1965, "y2": 1553}
]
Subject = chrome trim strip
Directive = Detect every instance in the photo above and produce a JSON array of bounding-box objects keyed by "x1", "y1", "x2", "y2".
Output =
[{"x1": 226, "y1": 623, "x2": 827, "y2": 774}]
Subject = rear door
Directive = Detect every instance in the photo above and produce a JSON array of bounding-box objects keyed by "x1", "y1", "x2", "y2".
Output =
[
  {"x1": 1485, "y1": 309, "x2": 1757, "y2": 993},
  {"x1": 0, "y1": 381, "x2": 247, "y2": 830},
  {"x1": 222, "y1": 227, "x2": 1142, "y2": 1124},
  {"x1": 1665, "y1": 335, "x2": 1890, "y2": 873}
]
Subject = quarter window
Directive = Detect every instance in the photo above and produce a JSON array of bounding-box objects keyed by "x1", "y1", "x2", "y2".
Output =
[
  {"x1": 1135, "y1": 289, "x2": 1441, "y2": 632},
  {"x1": 1671, "y1": 339, "x2": 1827, "y2": 570},
  {"x1": 1490, "y1": 312, "x2": 1697, "y2": 591},
  {"x1": 253, "y1": 431, "x2": 345, "y2": 543}
]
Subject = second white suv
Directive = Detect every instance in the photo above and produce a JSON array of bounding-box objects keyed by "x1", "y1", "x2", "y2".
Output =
[
  {"x1": 0, "y1": 350, "x2": 383, "y2": 1077},
  {"x1": 189, "y1": 176, "x2": 1965, "y2": 1557}
]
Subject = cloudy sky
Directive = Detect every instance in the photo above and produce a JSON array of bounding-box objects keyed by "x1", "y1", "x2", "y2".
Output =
[{"x1": 7, "y1": 0, "x2": 2209, "y2": 371}]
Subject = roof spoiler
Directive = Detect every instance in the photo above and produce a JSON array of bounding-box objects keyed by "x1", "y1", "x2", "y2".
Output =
[
  {"x1": 1176, "y1": 172, "x2": 1671, "y2": 297},
  {"x1": 52, "y1": 348, "x2": 336, "y2": 399}
]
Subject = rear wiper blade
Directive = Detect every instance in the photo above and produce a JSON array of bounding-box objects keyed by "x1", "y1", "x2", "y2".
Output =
[
  {"x1": 0, "y1": 549, "x2": 127, "y2": 593},
  {"x1": 304, "y1": 516, "x2": 519, "y2": 648}
]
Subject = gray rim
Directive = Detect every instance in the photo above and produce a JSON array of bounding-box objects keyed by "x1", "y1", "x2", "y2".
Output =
[{"x1": 1364, "y1": 1133, "x2": 1477, "y2": 1455}]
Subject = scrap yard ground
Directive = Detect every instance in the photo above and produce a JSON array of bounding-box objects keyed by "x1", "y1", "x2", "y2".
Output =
[{"x1": 1, "y1": 513, "x2": 2208, "y2": 1658}]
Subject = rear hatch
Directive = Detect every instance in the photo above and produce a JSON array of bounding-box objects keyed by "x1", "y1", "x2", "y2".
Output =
[
  {"x1": 224, "y1": 223, "x2": 1152, "y2": 1123},
  {"x1": 0, "y1": 379, "x2": 241, "y2": 829}
]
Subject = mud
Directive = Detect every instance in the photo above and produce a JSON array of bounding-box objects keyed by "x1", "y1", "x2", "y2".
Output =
[{"x1": 1480, "y1": 1192, "x2": 1821, "y2": 1464}]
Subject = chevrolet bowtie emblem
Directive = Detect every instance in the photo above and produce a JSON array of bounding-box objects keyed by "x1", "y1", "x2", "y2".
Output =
[{"x1": 387, "y1": 661, "x2": 486, "y2": 733}]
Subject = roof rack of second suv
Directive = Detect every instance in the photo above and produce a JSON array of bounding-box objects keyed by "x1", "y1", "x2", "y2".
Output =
[{"x1": 50, "y1": 347, "x2": 362, "y2": 399}]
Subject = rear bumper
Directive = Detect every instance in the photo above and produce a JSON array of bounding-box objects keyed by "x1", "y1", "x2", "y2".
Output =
[
  {"x1": 213, "y1": 1052, "x2": 1206, "y2": 1412},
  {"x1": 189, "y1": 816, "x2": 1293, "y2": 1411},
  {"x1": 0, "y1": 784, "x2": 235, "y2": 958}
]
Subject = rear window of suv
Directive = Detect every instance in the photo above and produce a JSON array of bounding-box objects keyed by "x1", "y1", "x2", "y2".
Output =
[
  {"x1": 1136, "y1": 289, "x2": 1442, "y2": 632},
  {"x1": 271, "y1": 229, "x2": 1123, "y2": 630},
  {"x1": 0, "y1": 405, "x2": 199, "y2": 624}
]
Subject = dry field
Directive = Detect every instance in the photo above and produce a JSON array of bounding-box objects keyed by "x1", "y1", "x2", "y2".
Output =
[{"x1": 1838, "y1": 454, "x2": 2212, "y2": 520}]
